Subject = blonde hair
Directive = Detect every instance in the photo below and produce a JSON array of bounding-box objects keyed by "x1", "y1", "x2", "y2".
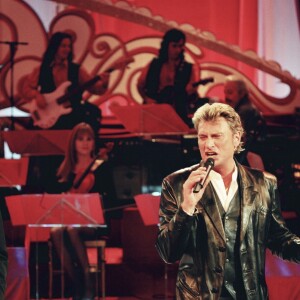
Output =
[
  {"x1": 57, "y1": 123, "x2": 96, "y2": 181},
  {"x1": 192, "y1": 103, "x2": 245, "y2": 153}
]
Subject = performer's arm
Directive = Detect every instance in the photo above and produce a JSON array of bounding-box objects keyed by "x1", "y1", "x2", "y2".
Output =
[
  {"x1": 79, "y1": 67, "x2": 110, "y2": 95},
  {"x1": 185, "y1": 64, "x2": 199, "y2": 96},
  {"x1": 20, "y1": 67, "x2": 47, "y2": 108},
  {"x1": 137, "y1": 63, "x2": 157, "y2": 104}
]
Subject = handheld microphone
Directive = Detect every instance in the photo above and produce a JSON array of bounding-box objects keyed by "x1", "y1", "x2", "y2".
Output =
[{"x1": 193, "y1": 158, "x2": 215, "y2": 193}]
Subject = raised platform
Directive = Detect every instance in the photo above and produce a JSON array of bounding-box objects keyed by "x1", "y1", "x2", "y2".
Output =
[{"x1": 5, "y1": 210, "x2": 300, "y2": 300}]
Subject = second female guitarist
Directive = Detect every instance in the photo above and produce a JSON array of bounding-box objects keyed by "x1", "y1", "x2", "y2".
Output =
[
  {"x1": 137, "y1": 28, "x2": 199, "y2": 126},
  {"x1": 21, "y1": 31, "x2": 110, "y2": 133},
  {"x1": 50, "y1": 122, "x2": 116, "y2": 300}
]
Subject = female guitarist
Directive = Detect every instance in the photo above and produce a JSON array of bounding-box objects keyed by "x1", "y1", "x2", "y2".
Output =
[
  {"x1": 50, "y1": 122, "x2": 115, "y2": 300},
  {"x1": 21, "y1": 31, "x2": 109, "y2": 132},
  {"x1": 137, "y1": 28, "x2": 199, "y2": 127}
]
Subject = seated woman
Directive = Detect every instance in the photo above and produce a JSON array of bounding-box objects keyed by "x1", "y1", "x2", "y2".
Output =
[{"x1": 50, "y1": 122, "x2": 115, "y2": 300}]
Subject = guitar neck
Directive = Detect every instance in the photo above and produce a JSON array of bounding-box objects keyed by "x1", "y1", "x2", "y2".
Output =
[
  {"x1": 192, "y1": 77, "x2": 214, "y2": 88},
  {"x1": 56, "y1": 57, "x2": 133, "y2": 105},
  {"x1": 57, "y1": 75, "x2": 101, "y2": 105},
  {"x1": 80, "y1": 75, "x2": 102, "y2": 91}
]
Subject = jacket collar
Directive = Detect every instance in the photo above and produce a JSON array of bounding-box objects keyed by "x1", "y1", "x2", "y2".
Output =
[
  {"x1": 198, "y1": 184, "x2": 226, "y2": 242},
  {"x1": 238, "y1": 163, "x2": 259, "y2": 241}
]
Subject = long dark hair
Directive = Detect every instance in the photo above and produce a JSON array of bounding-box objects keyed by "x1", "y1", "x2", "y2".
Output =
[
  {"x1": 42, "y1": 32, "x2": 73, "y2": 65},
  {"x1": 39, "y1": 32, "x2": 74, "y2": 84},
  {"x1": 158, "y1": 28, "x2": 186, "y2": 63}
]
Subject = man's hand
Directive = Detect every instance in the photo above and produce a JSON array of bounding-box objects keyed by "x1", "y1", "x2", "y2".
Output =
[{"x1": 181, "y1": 166, "x2": 211, "y2": 215}]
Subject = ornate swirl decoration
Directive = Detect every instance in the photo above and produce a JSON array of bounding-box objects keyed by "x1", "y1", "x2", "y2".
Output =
[
  {"x1": 0, "y1": 0, "x2": 299, "y2": 115},
  {"x1": 44, "y1": 0, "x2": 300, "y2": 114},
  {"x1": 0, "y1": 13, "x2": 19, "y2": 66},
  {"x1": 51, "y1": 0, "x2": 300, "y2": 87}
]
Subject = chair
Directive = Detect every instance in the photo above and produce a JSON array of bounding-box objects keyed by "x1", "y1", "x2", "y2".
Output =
[
  {"x1": 85, "y1": 239, "x2": 106, "y2": 299},
  {"x1": 48, "y1": 238, "x2": 106, "y2": 300},
  {"x1": 5, "y1": 193, "x2": 106, "y2": 298}
]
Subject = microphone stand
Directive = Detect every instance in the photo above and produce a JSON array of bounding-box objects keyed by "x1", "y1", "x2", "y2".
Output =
[{"x1": 0, "y1": 41, "x2": 28, "y2": 130}]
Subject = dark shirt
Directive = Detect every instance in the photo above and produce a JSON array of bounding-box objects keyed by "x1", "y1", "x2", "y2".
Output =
[
  {"x1": 144, "y1": 58, "x2": 193, "y2": 125},
  {"x1": 235, "y1": 95, "x2": 266, "y2": 144},
  {"x1": 234, "y1": 95, "x2": 266, "y2": 165},
  {"x1": 52, "y1": 160, "x2": 116, "y2": 210}
]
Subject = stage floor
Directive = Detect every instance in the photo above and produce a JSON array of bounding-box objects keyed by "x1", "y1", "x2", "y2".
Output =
[
  {"x1": 5, "y1": 221, "x2": 300, "y2": 300},
  {"x1": 30, "y1": 298, "x2": 140, "y2": 300}
]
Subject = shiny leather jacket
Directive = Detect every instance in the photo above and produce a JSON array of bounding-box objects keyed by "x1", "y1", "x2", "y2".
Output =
[{"x1": 156, "y1": 163, "x2": 300, "y2": 300}]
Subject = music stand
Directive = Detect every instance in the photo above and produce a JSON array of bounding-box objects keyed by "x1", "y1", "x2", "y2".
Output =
[
  {"x1": 134, "y1": 193, "x2": 174, "y2": 298},
  {"x1": 5, "y1": 193, "x2": 106, "y2": 299},
  {"x1": 111, "y1": 104, "x2": 190, "y2": 136},
  {"x1": 0, "y1": 157, "x2": 28, "y2": 186},
  {"x1": 2, "y1": 130, "x2": 71, "y2": 156},
  {"x1": 6, "y1": 193, "x2": 105, "y2": 239},
  {"x1": 134, "y1": 193, "x2": 160, "y2": 226}
]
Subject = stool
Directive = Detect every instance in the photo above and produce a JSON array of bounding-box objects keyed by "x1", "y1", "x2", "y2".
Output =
[
  {"x1": 85, "y1": 240, "x2": 106, "y2": 300},
  {"x1": 48, "y1": 239, "x2": 106, "y2": 299}
]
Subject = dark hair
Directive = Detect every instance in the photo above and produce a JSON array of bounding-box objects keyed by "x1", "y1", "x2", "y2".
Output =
[
  {"x1": 38, "y1": 32, "x2": 74, "y2": 88},
  {"x1": 158, "y1": 29, "x2": 186, "y2": 63},
  {"x1": 39, "y1": 31, "x2": 73, "y2": 72}
]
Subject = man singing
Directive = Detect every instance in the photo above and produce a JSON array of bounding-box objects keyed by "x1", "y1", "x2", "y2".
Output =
[{"x1": 156, "y1": 102, "x2": 300, "y2": 299}]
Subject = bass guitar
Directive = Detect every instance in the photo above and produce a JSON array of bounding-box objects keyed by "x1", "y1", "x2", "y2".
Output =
[{"x1": 21, "y1": 57, "x2": 134, "y2": 129}]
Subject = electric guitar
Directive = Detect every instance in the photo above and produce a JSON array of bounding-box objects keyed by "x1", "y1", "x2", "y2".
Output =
[
  {"x1": 22, "y1": 57, "x2": 134, "y2": 129},
  {"x1": 157, "y1": 77, "x2": 214, "y2": 104}
]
